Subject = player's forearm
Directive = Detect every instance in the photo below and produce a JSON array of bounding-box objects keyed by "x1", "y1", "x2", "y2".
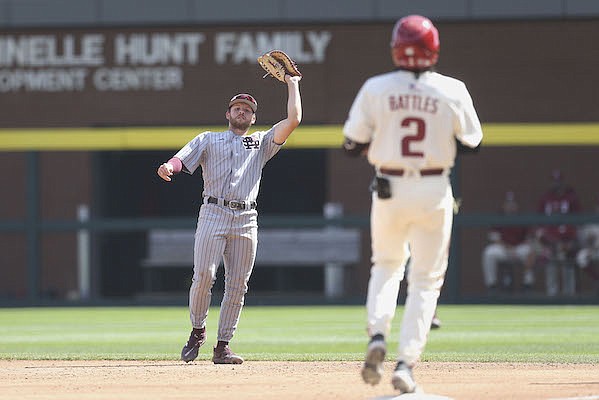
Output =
[
  {"x1": 286, "y1": 79, "x2": 302, "y2": 127},
  {"x1": 273, "y1": 79, "x2": 302, "y2": 144}
]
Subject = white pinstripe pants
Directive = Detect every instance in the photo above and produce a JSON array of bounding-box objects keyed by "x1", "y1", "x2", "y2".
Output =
[
  {"x1": 189, "y1": 203, "x2": 258, "y2": 342},
  {"x1": 366, "y1": 175, "x2": 454, "y2": 366}
]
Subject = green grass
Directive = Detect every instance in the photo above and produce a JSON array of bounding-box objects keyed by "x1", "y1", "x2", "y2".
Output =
[{"x1": 0, "y1": 305, "x2": 597, "y2": 362}]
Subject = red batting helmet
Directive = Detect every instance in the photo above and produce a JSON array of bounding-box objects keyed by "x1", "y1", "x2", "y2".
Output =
[{"x1": 390, "y1": 15, "x2": 440, "y2": 71}]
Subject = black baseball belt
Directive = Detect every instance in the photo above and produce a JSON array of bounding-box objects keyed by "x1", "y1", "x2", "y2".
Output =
[{"x1": 205, "y1": 196, "x2": 257, "y2": 210}]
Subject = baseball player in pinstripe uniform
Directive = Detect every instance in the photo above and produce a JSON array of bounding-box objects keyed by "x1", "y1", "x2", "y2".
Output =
[
  {"x1": 157, "y1": 74, "x2": 302, "y2": 364},
  {"x1": 343, "y1": 15, "x2": 482, "y2": 393}
]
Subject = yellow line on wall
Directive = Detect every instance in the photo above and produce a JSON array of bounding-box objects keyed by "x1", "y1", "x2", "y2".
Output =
[
  {"x1": 0, "y1": 123, "x2": 598, "y2": 151},
  {"x1": 482, "y1": 123, "x2": 599, "y2": 145}
]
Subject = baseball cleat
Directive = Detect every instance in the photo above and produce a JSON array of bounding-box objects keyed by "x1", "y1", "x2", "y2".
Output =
[
  {"x1": 180, "y1": 328, "x2": 206, "y2": 363},
  {"x1": 212, "y1": 345, "x2": 244, "y2": 364},
  {"x1": 361, "y1": 334, "x2": 386, "y2": 385},
  {"x1": 431, "y1": 314, "x2": 442, "y2": 330},
  {"x1": 391, "y1": 361, "x2": 418, "y2": 394}
]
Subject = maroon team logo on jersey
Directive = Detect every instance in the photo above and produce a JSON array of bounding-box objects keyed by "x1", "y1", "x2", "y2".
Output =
[{"x1": 242, "y1": 136, "x2": 260, "y2": 150}]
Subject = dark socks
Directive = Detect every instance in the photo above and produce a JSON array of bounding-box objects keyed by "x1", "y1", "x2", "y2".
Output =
[
  {"x1": 371, "y1": 333, "x2": 385, "y2": 342},
  {"x1": 192, "y1": 327, "x2": 205, "y2": 335},
  {"x1": 216, "y1": 340, "x2": 228, "y2": 349}
]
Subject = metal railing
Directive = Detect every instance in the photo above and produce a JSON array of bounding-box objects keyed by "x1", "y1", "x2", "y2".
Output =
[{"x1": 2, "y1": 212, "x2": 599, "y2": 304}]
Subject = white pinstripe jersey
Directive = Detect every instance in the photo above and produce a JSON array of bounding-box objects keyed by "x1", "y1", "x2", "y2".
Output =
[
  {"x1": 174, "y1": 128, "x2": 282, "y2": 202},
  {"x1": 343, "y1": 70, "x2": 483, "y2": 170}
]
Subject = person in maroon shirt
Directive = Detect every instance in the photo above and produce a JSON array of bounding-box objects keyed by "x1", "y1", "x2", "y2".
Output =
[
  {"x1": 534, "y1": 170, "x2": 581, "y2": 296},
  {"x1": 482, "y1": 191, "x2": 535, "y2": 294},
  {"x1": 576, "y1": 197, "x2": 599, "y2": 294}
]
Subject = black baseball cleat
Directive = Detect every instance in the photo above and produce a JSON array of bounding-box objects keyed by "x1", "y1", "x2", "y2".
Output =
[
  {"x1": 391, "y1": 361, "x2": 418, "y2": 394},
  {"x1": 212, "y1": 345, "x2": 244, "y2": 364},
  {"x1": 361, "y1": 333, "x2": 386, "y2": 385},
  {"x1": 181, "y1": 328, "x2": 206, "y2": 363}
]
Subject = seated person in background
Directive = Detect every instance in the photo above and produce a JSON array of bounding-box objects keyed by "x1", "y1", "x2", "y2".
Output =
[
  {"x1": 575, "y1": 197, "x2": 599, "y2": 294},
  {"x1": 482, "y1": 191, "x2": 535, "y2": 294},
  {"x1": 534, "y1": 169, "x2": 581, "y2": 297}
]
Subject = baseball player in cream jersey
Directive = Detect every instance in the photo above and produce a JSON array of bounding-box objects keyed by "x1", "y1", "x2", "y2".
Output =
[
  {"x1": 157, "y1": 74, "x2": 302, "y2": 364},
  {"x1": 343, "y1": 15, "x2": 482, "y2": 393}
]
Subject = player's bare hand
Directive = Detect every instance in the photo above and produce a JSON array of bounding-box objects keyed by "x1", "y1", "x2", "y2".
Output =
[{"x1": 157, "y1": 163, "x2": 174, "y2": 182}]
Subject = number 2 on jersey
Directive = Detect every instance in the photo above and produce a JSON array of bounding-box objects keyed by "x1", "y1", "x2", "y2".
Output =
[{"x1": 401, "y1": 117, "x2": 425, "y2": 157}]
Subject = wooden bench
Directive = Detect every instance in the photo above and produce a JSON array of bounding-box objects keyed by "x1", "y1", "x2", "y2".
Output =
[{"x1": 141, "y1": 228, "x2": 361, "y2": 295}]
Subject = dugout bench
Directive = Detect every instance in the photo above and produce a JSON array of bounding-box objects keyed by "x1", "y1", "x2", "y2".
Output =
[{"x1": 141, "y1": 228, "x2": 361, "y2": 297}]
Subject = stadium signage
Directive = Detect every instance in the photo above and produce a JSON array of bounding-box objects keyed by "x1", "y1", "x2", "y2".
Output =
[{"x1": 0, "y1": 31, "x2": 331, "y2": 93}]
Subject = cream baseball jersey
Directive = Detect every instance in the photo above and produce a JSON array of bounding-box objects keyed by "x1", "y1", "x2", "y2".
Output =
[{"x1": 343, "y1": 70, "x2": 483, "y2": 170}]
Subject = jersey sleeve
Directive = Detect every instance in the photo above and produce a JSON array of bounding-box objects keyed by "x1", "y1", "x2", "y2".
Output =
[
  {"x1": 343, "y1": 81, "x2": 374, "y2": 144},
  {"x1": 173, "y1": 132, "x2": 208, "y2": 174},
  {"x1": 453, "y1": 82, "x2": 483, "y2": 148},
  {"x1": 260, "y1": 127, "x2": 283, "y2": 162}
]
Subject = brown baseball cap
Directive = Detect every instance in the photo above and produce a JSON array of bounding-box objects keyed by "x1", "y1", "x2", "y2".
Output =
[{"x1": 228, "y1": 93, "x2": 258, "y2": 112}]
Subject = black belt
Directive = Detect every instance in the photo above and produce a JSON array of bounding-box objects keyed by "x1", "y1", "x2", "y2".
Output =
[
  {"x1": 379, "y1": 168, "x2": 444, "y2": 176},
  {"x1": 206, "y1": 196, "x2": 257, "y2": 210}
]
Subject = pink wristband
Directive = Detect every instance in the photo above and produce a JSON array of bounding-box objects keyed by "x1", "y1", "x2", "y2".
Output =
[{"x1": 168, "y1": 157, "x2": 182, "y2": 174}]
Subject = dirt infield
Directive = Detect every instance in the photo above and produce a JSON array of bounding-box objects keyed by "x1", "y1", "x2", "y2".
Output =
[{"x1": 1, "y1": 360, "x2": 598, "y2": 400}]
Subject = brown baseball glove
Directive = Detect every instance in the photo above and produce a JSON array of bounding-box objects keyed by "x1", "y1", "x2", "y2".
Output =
[{"x1": 257, "y1": 50, "x2": 302, "y2": 83}]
